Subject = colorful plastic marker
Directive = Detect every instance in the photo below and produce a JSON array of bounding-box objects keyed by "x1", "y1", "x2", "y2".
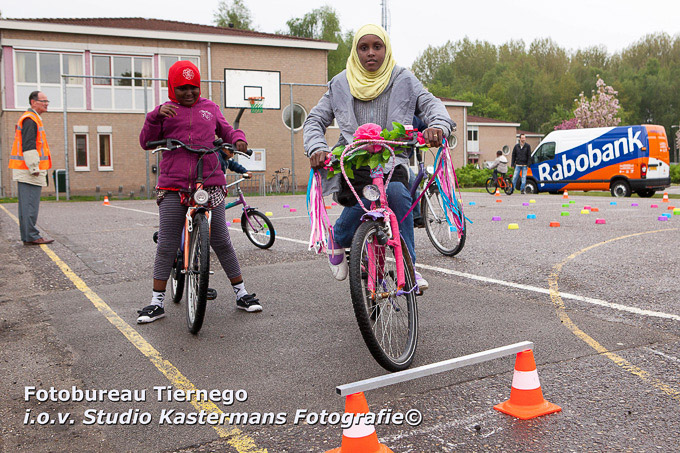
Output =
[
  {"x1": 469, "y1": 201, "x2": 477, "y2": 206},
  {"x1": 527, "y1": 214, "x2": 536, "y2": 219},
  {"x1": 561, "y1": 211, "x2": 570, "y2": 216},
  {"x1": 492, "y1": 216, "x2": 501, "y2": 221},
  {"x1": 508, "y1": 223, "x2": 519, "y2": 230},
  {"x1": 595, "y1": 219, "x2": 606, "y2": 224},
  {"x1": 580, "y1": 209, "x2": 590, "y2": 214},
  {"x1": 523, "y1": 202, "x2": 530, "y2": 206},
  {"x1": 658, "y1": 216, "x2": 669, "y2": 221},
  {"x1": 550, "y1": 222, "x2": 561, "y2": 227},
  {"x1": 265, "y1": 211, "x2": 273, "y2": 216},
  {"x1": 610, "y1": 201, "x2": 617, "y2": 205}
]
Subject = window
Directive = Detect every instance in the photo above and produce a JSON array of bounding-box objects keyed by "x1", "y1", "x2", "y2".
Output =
[
  {"x1": 282, "y1": 103, "x2": 307, "y2": 131},
  {"x1": 97, "y1": 127, "x2": 113, "y2": 170},
  {"x1": 73, "y1": 126, "x2": 89, "y2": 170},
  {"x1": 159, "y1": 55, "x2": 200, "y2": 88},
  {"x1": 467, "y1": 126, "x2": 479, "y2": 155},
  {"x1": 14, "y1": 51, "x2": 85, "y2": 109},
  {"x1": 533, "y1": 142, "x2": 556, "y2": 163},
  {"x1": 92, "y1": 55, "x2": 153, "y2": 110}
]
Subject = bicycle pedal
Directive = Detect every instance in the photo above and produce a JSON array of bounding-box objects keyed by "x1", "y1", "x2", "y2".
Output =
[{"x1": 207, "y1": 288, "x2": 217, "y2": 300}]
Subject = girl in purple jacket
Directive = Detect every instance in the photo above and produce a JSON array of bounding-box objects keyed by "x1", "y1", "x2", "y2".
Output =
[{"x1": 137, "y1": 61, "x2": 261, "y2": 324}]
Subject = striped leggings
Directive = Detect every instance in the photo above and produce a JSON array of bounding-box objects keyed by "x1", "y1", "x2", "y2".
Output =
[{"x1": 153, "y1": 191, "x2": 241, "y2": 281}]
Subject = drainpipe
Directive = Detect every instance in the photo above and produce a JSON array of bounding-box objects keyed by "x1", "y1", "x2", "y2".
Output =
[{"x1": 207, "y1": 42, "x2": 212, "y2": 101}]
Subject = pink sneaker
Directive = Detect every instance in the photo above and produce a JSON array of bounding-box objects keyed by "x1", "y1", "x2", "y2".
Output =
[{"x1": 328, "y1": 241, "x2": 348, "y2": 281}]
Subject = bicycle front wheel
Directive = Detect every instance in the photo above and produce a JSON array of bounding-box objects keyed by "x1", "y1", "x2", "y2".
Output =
[
  {"x1": 185, "y1": 213, "x2": 210, "y2": 334},
  {"x1": 349, "y1": 221, "x2": 418, "y2": 372},
  {"x1": 421, "y1": 186, "x2": 466, "y2": 256},
  {"x1": 485, "y1": 177, "x2": 497, "y2": 195},
  {"x1": 241, "y1": 210, "x2": 275, "y2": 249},
  {"x1": 169, "y1": 250, "x2": 185, "y2": 304}
]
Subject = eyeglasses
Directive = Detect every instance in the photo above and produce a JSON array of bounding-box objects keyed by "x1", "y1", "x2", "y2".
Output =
[{"x1": 36, "y1": 100, "x2": 50, "y2": 104}]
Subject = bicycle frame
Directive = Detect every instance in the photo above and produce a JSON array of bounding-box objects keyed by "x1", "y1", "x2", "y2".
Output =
[{"x1": 224, "y1": 178, "x2": 258, "y2": 229}]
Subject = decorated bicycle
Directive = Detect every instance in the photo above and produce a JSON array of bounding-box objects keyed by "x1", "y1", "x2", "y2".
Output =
[{"x1": 307, "y1": 122, "x2": 466, "y2": 371}]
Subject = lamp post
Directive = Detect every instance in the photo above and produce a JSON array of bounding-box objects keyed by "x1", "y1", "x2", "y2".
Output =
[{"x1": 672, "y1": 125, "x2": 679, "y2": 164}]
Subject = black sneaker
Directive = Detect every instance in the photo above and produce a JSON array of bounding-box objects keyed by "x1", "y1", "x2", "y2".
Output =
[
  {"x1": 236, "y1": 294, "x2": 262, "y2": 312},
  {"x1": 207, "y1": 288, "x2": 217, "y2": 300},
  {"x1": 137, "y1": 305, "x2": 165, "y2": 323},
  {"x1": 413, "y1": 217, "x2": 425, "y2": 228}
]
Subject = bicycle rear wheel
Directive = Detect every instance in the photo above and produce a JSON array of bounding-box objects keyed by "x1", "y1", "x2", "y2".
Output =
[
  {"x1": 485, "y1": 177, "x2": 498, "y2": 195},
  {"x1": 185, "y1": 213, "x2": 210, "y2": 334},
  {"x1": 503, "y1": 176, "x2": 514, "y2": 195},
  {"x1": 280, "y1": 176, "x2": 290, "y2": 193},
  {"x1": 349, "y1": 221, "x2": 418, "y2": 372},
  {"x1": 421, "y1": 185, "x2": 466, "y2": 256},
  {"x1": 241, "y1": 209, "x2": 275, "y2": 249},
  {"x1": 169, "y1": 250, "x2": 185, "y2": 304}
]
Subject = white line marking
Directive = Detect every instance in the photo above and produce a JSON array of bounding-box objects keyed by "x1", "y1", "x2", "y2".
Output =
[
  {"x1": 107, "y1": 203, "x2": 680, "y2": 322},
  {"x1": 415, "y1": 263, "x2": 680, "y2": 322},
  {"x1": 645, "y1": 347, "x2": 680, "y2": 364}
]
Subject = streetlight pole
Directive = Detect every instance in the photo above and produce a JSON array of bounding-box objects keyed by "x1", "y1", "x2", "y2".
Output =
[{"x1": 672, "y1": 125, "x2": 679, "y2": 164}]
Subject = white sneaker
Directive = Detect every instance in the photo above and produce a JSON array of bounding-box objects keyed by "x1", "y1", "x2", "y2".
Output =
[
  {"x1": 328, "y1": 245, "x2": 348, "y2": 281},
  {"x1": 415, "y1": 272, "x2": 429, "y2": 292}
]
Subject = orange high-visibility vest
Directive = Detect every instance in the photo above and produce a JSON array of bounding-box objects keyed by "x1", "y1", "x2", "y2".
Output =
[{"x1": 9, "y1": 111, "x2": 52, "y2": 170}]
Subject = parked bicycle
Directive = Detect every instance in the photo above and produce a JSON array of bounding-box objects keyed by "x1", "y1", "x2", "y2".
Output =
[
  {"x1": 225, "y1": 177, "x2": 275, "y2": 249},
  {"x1": 270, "y1": 167, "x2": 291, "y2": 193},
  {"x1": 149, "y1": 138, "x2": 252, "y2": 334},
  {"x1": 411, "y1": 136, "x2": 467, "y2": 256},
  {"x1": 485, "y1": 172, "x2": 514, "y2": 195}
]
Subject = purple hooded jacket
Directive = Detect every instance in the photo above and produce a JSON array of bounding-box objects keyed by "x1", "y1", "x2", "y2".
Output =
[{"x1": 140, "y1": 97, "x2": 246, "y2": 190}]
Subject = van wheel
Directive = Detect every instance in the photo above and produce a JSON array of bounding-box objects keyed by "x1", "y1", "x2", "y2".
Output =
[
  {"x1": 636, "y1": 189, "x2": 656, "y2": 198},
  {"x1": 610, "y1": 180, "x2": 631, "y2": 198},
  {"x1": 524, "y1": 180, "x2": 538, "y2": 194}
]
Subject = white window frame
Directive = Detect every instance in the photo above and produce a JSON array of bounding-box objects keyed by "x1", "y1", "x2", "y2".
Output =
[
  {"x1": 91, "y1": 54, "x2": 154, "y2": 111},
  {"x1": 467, "y1": 126, "x2": 479, "y2": 154},
  {"x1": 281, "y1": 103, "x2": 307, "y2": 132},
  {"x1": 97, "y1": 126, "x2": 114, "y2": 171},
  {"x1": 73, "y1": 126, "x2": 90, "y2": 171},
  {"x1": 14, "y1": 50, "x2": 85, "y2": 110}
]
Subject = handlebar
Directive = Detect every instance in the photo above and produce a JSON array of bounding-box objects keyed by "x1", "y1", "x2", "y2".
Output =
[{"x1": 148, "y1": 138, "x2": 253, "y2": 158}]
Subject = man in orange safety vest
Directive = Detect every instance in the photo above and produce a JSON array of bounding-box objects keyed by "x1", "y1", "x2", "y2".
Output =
[{"x1": 9, "y1": 91, "x2": 54, "y2": 245}]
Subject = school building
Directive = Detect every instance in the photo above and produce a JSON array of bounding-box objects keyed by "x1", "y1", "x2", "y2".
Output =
[{"x1": 0, "y1": 17, "x2": 540, "y2": 197}]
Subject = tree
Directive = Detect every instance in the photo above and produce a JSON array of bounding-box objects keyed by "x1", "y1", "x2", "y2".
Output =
[
  {"x1": 281, "y1": 6, "x2": 351, "y2": 79},
  {"x1": 574, "y1": 75, "x2": 622, "y2": 128},
  {"x1": 213, "y1": 0, "x2": 254, "y2": 31}
]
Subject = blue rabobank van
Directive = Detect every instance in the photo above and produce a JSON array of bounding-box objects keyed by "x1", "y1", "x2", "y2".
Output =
[{"x1": 525, "y1": 125, "x2": 671, "y2": 197}]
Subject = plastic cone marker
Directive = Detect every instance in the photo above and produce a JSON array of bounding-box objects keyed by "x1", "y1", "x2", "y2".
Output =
[
  {"x1": 265, "y1": 211, "x2": 273, "y2": 216},
  {"x1": 583, "y1": 205, "x2": 591, "y2": 210},
  {"x1": 283, "y1": 204, "x2": 290, "y2": 208},
  {"x1": 290, "y1": 208, "x2": 297, "y2": 212},
  {"x1": 662, "y1": 192, "x2": 669, "y2": 202},
  {"x1": 495, "y1": 188, "x2": 501, "y2": 196},
  {"x1": 549, "y1": 222, "x2": 560, "y2": 227},
  {"x1": 529, "y1": 199, "x2": 536, "y2": 204},
  {"x1": 569, "y1": 200, "x2": 576, "y2": 204},
  {"x1": 562, "y1": 203, "x2": 570, "y2": 207},
  {"x1": 508, "y1": 223, "x2": 519, "y2": 230},
  {"x1": 631, "y1": 203, "x2": 639, "y2": 207},
  {"x1": 591, "y1": 207, "x2": 600, "y2": 212},
  {"x1": 595, "y1": 219, "x2": 606, "y2": 224},
  {"x1": 523, "y1": 202, "x2": 530, "y2": 206},
  {"x1": 469, "y1": 201, "x2": 477, "y2": 206},
  {"x1": 326, "y1": 205, "x2": 332, "y2": 209},
  {"x1": 103, "y1": 196, "x2": 110, "y2": 206},
  {"x1": 496, "y1": 199, "x2": 503, "y2": 203},
  {"x1": 233, "y1": 218, "x2": 241, "y2": 223},
  {"x1": 580, "y1": 209, "x2": 590, "y2": 214},
  {"x1": 561, "y1": 211, "x2": 570, "y2": 216},
  {"x1": 492, "y1": 216, "x2": 502, "y2": 221},
  {"x1": 562, "y1": 190, "x2": 569, "y2": 199},
  {"x1": 325, "y1": 392, "x2": 393, "y2": 453},
  {"x1": 494, "y1": 349, "x2": 561, "y2": 420},
  {"x1": 610, "y1": 201, "x2": 617, "y2": 205},
  {"x1": 651, "y1": 204, "x2": 658, "y2": 208},
  {"x1": 658, "y1": 216, "x2": 669, "y2": 221},
  {"x1": 332, "y1": 202, "x2": 337, "y2": 206},
  {"x1": 527, "y1": 214, "x2": 536, "y2": 219}
]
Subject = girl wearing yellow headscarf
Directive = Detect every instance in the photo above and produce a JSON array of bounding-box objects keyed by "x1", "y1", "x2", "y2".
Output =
[{"x1": 303, "y1": 24, "x2": 455, "y2": 289}]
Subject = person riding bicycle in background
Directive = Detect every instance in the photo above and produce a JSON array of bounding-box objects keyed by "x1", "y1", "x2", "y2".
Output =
[
  {"x1": 303, "y1": 24, "x2": 455, "y2": 291},
  {"x1": 137, "y1": 60, "x2": 262, "y2": 324},
  {"x1": 488, "y1": 150, "x2": 508, "y2": 184}
]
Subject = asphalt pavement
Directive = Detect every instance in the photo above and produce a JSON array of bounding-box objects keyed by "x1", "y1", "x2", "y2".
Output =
[{"x1": 1, "y1": 188, "x2": 679, "y2": 452}]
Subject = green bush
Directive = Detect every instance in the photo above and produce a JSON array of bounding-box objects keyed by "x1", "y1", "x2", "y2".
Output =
[
  {"x1": 455, "y1": 164, "x2": 494, "y2": 187},
  {"x1": 671, "y1": 164, "x2": 680, "y2": 184}
]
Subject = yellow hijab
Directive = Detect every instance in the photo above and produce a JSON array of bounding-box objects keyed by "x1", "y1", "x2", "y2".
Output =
[{"x1": 346, "y1": 24, "x2": 396, "y2": 101}]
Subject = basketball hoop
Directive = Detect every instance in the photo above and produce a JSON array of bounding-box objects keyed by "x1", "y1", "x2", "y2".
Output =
[{"x1": 248, "y1": 96, "x2": 264, "y2": 113}]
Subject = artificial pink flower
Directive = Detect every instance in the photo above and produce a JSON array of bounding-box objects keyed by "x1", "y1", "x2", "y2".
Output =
[
  {"x1": 416, "y1": 131, "x2": 426, "y2": 145},
  {"x1": 354, "y1": 123, "x2": 383, "y2": 141}
]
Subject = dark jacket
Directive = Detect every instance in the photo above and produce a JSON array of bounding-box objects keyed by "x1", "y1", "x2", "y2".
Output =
[
  {"x1": 217, "y1": 151, "x2": 248, "y2": 174},
  {"x1": 511, "y1": 143, "x2": 532, "y2": 167}
]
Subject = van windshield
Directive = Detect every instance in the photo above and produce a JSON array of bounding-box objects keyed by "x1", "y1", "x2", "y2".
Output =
[{"x1": 533, "y1": 142, "x2": 556, "y2": 163}]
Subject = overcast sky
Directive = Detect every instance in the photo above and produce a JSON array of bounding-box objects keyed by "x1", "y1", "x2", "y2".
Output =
[{"x1": 2, "y1": 0, "x2": 679, "y2": 66}]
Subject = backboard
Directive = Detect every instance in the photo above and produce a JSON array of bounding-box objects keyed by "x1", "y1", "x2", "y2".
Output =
[{"x1": 224, "y1": 69, "x2": 280, "y2": 109}]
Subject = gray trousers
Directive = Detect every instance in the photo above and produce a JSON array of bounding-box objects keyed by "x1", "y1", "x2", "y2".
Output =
[{"x1": 17, "y1": 181, "x2": 43, "y2": 242}]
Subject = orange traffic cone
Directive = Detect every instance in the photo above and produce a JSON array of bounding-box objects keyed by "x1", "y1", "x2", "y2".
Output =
[
  {"x1": 562, "y1": 190, "x2": 569, "y2": 199},
  {"x1": 103, "y1": 196, "x2": 110, "y2": 206},
  {"x1": 325, "y1": 392, "x2": 393, "y2": 453},
  {"x1": 495, "y1": 187, "x2": 501, "y2": 196},
  {"x1": 494, "y1": 349, "x2": 561, "y2": 420},
  {"x1": 662, "y1": 192, "x2": 669, "y2": 203}
]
